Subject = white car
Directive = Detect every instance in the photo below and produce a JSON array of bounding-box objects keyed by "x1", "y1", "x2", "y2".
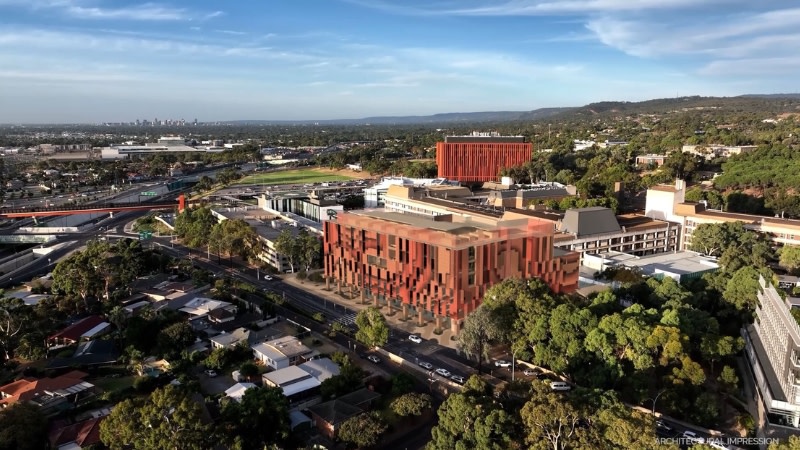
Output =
[
  {"x1": 435, "y1": 368, "x2": 451, "y2": 378},
  {"x1": 408, "y1": 334, "x2": 423, "y2": 344},
  {"x1": 523, "y1": 368, "x2": 537, "y2": 376},
  {"x1": 450, "y1": 375, "x2": 466, "y2": 384},
  {"x1": 367, "y1": 355, "x2": 381, "y2": 364},
  {"x1": 418, "y1": 361, "x2": 433, "y2": 370},
  {"x1": 264, "y1": 275, "x2": 273, "y2": 281},
  {"x1": 495, "y1": 360, "x2": 512, "y2": 368},
  {"x1": 682, "y1": 431, "x2": 704, "y2": 444},
  {"x1": 204, "y1": 369, "x2": 218, "y2": 378},
  {"x1": 550, "y1": 381, "x2": 571, "y2": 391}
]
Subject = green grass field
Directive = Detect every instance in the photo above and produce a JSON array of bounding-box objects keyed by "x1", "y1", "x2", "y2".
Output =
[{"x1": 238, "y1": 169, "x2": 354, "y2": 185}]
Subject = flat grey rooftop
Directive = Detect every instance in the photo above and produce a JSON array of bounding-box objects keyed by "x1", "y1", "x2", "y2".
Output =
[{"x1": 603, "y1": 251, "x2": 719, "y2": 275}]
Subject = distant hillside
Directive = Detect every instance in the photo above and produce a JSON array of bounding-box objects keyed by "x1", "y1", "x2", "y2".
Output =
[
  {"x1": 553, "y1": 95, "x2": 800, "y2": 121},
  {"x1": 223, "y1": 107, "x2": 573, "y2": 126},
  {"x1": 221, "y1": 94, "x2": 800, "y2": 126}
]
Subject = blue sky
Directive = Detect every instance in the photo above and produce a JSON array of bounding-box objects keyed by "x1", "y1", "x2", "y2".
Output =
[{"x1": 0, "y1": 0, "x2": 797, "y2": 123}]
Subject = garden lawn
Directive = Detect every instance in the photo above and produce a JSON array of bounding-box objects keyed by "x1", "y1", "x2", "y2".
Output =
[
  {"x1": 239, "y1": 169, "x2": 354, "y2": 186},
  {"x1": 93, "y1": 375, "x2": 136, "y2": 393}
]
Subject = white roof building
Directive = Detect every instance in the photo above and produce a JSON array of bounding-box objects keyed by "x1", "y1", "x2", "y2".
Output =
[
  {"x1": 224, "y1": 382, "x2": 257, "y2": 402},
  {"x1": 178, "y1": 297, "x2": 237, "y2": 318}
]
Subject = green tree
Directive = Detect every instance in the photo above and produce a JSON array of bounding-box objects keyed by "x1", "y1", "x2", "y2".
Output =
[
  {"x1": 355, "y1": 306, "x2": 389, "y2": 348},
  {"x1": 338, "y1": 412, "x2": 387, "y2": 448},
  {"x1": 769, "y1": 435, "x2": 800, "y2": 450},
  {"x1": 723, "y1": 266, "x2": 762, "y2": 317},
  {"x1": 100, "y1": 385, "x2": 212, "y2": 450},
  {"x1": 718, "y1": 365, "x2": 740, "y2": 394},
  {"x1": 390, "y1": 372, "x2": 416, "y2": 395},
  {"x1": 457, "y1": 305, "x2": 501, "y2": 372},
  {"x1": 203, "y1": 347, "x2": 230, "y2": 370},
  {"x1": 391, "y1": 392, "x2": 432, "y2": 417},
  {"x1": 320, "y1": 363, "x2": 364, "y2": 400},
  {"x1": 0, "y1": 403, "x2": 48, "y2": 450},
  {"x1": 157, "y1": 322, "x2": 196, "y2": 359},
  {"x1": 780, "y1": 245, "x2": 800, "y2": 274},
  {"x1": 239, "y1": 361, "x2": 259, "y2": 381},
  {"x1": 274, "y1": 229, "x2": 298, "y2": 272},
  {"x1": 219, "y1": 386, "x2": 291, "y2": 449},
  {"x1": 428, "y1": 387, "x2": 516, "y2": 450},
  {"x1": 0, "y1": 298, "x2": 25, "y2": 361}
]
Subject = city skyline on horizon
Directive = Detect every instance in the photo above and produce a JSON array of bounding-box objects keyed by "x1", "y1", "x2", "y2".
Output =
[{"x1": 1, "y1": 0, "x2": 798, "y2": 124}]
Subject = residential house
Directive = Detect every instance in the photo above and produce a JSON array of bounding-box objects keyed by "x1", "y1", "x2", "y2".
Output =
[
  {"x1": 262, "y1": 358, "x2": 340, "y2": 403},
  {"x1": 47, "y1": 316, "x2": 111, "y2": 349},
  {"x1": 0, "y1": 371, "x2": 95, "y2": 414},
  {"x1": 307, "y1": 388, "x2": 381, "y2": 439},
  {"x1": 224, "y1": 382, "x2": 257, "y2": 403},
  {"x1": 209, "y1": 327, "x2": 283, "y2": 350},
  {"x1": 176, "y1": 297, "x2": 237, "y2": 321},
  {"x1": 48, "y1": 340, "x2": 120, "y2": 369},
  {"x1": 251, "y1": 336, "x2": 313, "y2": 370},
  {"x1": 49, "y1": 416, "x2": 105, "y2": 450}
]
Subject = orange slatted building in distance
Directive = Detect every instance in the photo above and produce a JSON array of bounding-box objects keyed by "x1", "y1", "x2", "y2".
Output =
[
  {"x1": 323, "y1": 210, "x2": 579, "y2": 334},
  {"x1": 435, "y1": 132, "x2": 533, "y2": 182}
]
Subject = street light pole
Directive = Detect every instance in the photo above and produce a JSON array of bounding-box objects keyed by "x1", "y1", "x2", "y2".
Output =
[
  {"x1": 648, "y1": 388, "x2": 668, "y2": 417},
  {"x1": 512, "y1": 350, "x2": 517, "y2": 383}
]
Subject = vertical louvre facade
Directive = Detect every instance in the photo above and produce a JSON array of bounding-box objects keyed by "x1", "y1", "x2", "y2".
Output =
[
  {"x1": 436, "y1": 137, "x2": 533, "y2": 182},
  {"x1": 323, "y1": 211, "x2": 579, "y2": 333}
]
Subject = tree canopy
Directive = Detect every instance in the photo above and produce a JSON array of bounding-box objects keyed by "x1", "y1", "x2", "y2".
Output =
[
  {"x1": 355, "y1": 306, "x2": 390, "y2": 348},
  {"x1": 100, "y1": 385, "x2": 213, "y2": 450}
]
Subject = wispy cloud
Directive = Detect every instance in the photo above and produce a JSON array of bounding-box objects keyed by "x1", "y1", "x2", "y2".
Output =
[
  {"x1": 0, "y1": 0, "x2": 220, "y2": 22},
  {"x1": 64, "y1": 3, "x2": 189, "y2": 21},
  {"x1": 214, "y1": 29, "x2": 246, "y2": 36},
  {"x1": 344, "y1": 0, "x2": 742, "y2": 16}
]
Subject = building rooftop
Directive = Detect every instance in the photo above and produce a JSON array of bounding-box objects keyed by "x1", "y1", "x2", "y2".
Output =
[
  {"x1": 49, "y1": 316, "x2": 107, "y2": 344},
  {"x1": 262, "y1": 365, "x2": 322, "y2": 397},
  {"x1": 340, "y1": 210, "x2": 552, "y2": 249},
  {"x1": 560, "y1": 207, "x2": 621, "y2": 236},
  {"x1": 298, "y1": 358, "x2": 341, "y2": 382},
  {"x1": 601, "y1": 251, "x2": 719, "y2": 276},
  {"x1": 179, "y1": 297, "x2": 234, "y2": 316},
  {"x1": 253, "y1": 336, "x2": 312, "y2": 361}
]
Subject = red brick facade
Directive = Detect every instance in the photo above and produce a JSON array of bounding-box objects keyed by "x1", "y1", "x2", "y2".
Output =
[
  {"x1": 436, "y1": 140, "x2": 532, "y2": 182},
  {"x1": 323, "y1": 211, "x2": 579, "y2": 333}
]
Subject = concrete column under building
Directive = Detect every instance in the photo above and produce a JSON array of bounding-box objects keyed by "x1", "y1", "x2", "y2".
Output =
[
  {"x1": 435, "y1": 315, "x2": 443, "y2": 331},
  {"x1": 450, "y1": 319, "x2": 460, "y2": 335},
  {"x1": 325, "y1": 277, "x2": 330, "y2": 290},
  {"x1": 418, "y1": 309, "x2": 425, "y2": 327}
]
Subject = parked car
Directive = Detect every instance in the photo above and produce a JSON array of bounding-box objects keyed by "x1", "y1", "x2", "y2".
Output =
[
  {"x1": 435, "y1": 368, "x2": 451, "y2": 378},
  {"x1": 682, "y1": 430, "x2": 704, "y2": 445},
  {"x1": 408, "y1": 334, "x2": 423, "y2": 344},
  {"x1": 523, "y1": 368, "x2": 537, "y2": 376},
  {"x1": 204, "y1": 369, "x2": 218, "y2": 378},
  {"x1": 450, "y1": 375, "x2": 466, "y2": 384},
  {"x1": 264, "y1": 275, "x2": 273, "y2": 281},
  {"x1": 494, "y1": 360, "x2": 511, "y2": 368},
  {"x1": 656, "y1": 420, "x2": 673, "y2": 432},
  {"x1": 418, "y1": 361, "x2": 433, "y2": 370},
  {"x1": 367, "y1": 355, "x2": 381, "y2": 364},
  {"x1": 550, "y1": 381, "x2": 571, "y2": 391}
]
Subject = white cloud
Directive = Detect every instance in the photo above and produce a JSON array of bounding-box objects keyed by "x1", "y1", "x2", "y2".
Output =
[
  {"x1": 64, "y1": 3, "x2": 188, "y2": 21},
  {"x1": 0, "y1": 0, "x2": 220, "y2": 22},
  {"x1": 345, "y1": 0, "x2": 742, "y2": 16},
  {"x1": 214, "y1": 29, "x2": 246, "y2": 36}
]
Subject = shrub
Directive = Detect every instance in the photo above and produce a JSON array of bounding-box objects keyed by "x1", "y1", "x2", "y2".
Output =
[
  {"x1": 133, "y1": 376, "x2": 157, "y2": 393},
  {"x1": 297, "y1": 271, "x2": 308, "y2": 280},
  {"x1": 308, "y1": 272, "x2": 325, "y2": 283},
  {"x1": 312, "y1": 312, "x2": 325, "y2": 323}
]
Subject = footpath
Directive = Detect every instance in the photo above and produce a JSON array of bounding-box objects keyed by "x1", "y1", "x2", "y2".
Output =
[{"x1": 282, "y1": 273, "x2": 458, "y2": 350}]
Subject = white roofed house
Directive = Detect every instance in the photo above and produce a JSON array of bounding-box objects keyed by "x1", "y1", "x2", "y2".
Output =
[
  {"x1": 251, "y1": 336, "x2": 313, "y2": 370},
  {"x1": 261, "y1": 357, "x2": 341, "y2": 404},
  {"x1": 178, "y1": 297, "x2": 237, "y2": 322},
  {"x1": 224, "y1": 382, "x2": 257, "y2": 403}
]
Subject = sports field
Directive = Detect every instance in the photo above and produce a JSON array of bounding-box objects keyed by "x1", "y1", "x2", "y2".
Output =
[{"x1": 238, "y1": 168, "x2": 357, "y2": 185}]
